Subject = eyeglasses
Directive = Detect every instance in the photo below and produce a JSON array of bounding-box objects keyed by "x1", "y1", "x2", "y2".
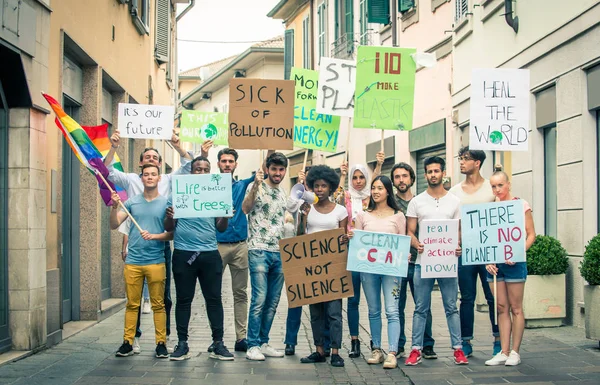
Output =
[{"x1": 458, "y1": 156, "x2": 474, "y2": 162}]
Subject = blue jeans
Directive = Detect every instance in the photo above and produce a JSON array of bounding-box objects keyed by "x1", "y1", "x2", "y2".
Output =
[
  {"x1": 285, "y1": 306, "x2": 331, "y2": 349},
  {"x1": 412, "y1": 265, "x2": 462, "y2": 350},
  {"x1": 361, "y1": 273, "x2": 401, "y2": 353},
  {"x1": 247, "y1": 250, "x2": 284, "y2": 348},
  {"x1": 458, "y1": 260, "x2": 499, "y2": 341},
  {"x1": 398, "y1": 263, "x2": 435, "y2": 349},
  {"x1": 347, "y1": 271, "x2": 361, "y2": 337}
]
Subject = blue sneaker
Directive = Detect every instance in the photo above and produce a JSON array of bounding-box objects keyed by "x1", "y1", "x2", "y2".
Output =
[
  {"x1": 492, "y1": 340, "x2": 501, "y2": 355},
  {"x1": 462, "y1": 341, "x2": 473, "y2": 357}
]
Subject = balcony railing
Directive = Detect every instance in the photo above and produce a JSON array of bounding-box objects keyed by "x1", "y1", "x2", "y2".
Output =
[{"x1": 330, "y1": 31, "x2": 375, "y2": 59}]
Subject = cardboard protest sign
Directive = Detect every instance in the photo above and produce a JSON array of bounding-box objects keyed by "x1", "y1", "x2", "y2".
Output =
[
  {"x1": 291, "y1": 68, "x2": 341, "y2": 153},
  {"x1": 420, "y1": 219, "x2": 459, "y2": 278},
  {"x1": 118, "y1": 103, "x2": 174, "y2": 140},
  {"x1": 172, "y1": 174, "x2": 233, "y2": 219},
  {"x1": 347, "y1": 230, "x2": 410, "y2": 277},
  {"x1": 469, "y1": 68, "x2": 530, "y2": 151},
  {"x1": 280, "y1": 228, "x2": 354, "y2": 308},
  {"x1": 228, "y1": 79, "x2": 294, "y2": 150},
  {"x1": 353, "y1": 46, "x2": 416, "y2": 130},
  {"x1": 316, "y1": 57, "x2": 356, "y2": 117},
  {"x1": 180, "y1": 111, "x2": 228, "y2": 146},
  {"x1": 461, "y1": 200, "x2": 526, "y2": 265}
]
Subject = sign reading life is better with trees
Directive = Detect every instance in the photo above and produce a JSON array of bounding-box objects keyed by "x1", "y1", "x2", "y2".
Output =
[
  {"x1": 118, "y1": 103, "x2": 174, "y2": 140},
  {"x1": 354, "y1": 46, "x2": 416, "y2": 130},
  {"x1": 228, "y1": 79, "x2": 294, "y2": 150},
  {"x1": 279, "y1": 228, "x2": 353, "y2": 308},
  {"x1": 180, "y1": 111, "x2": 228, "y2": 146},
  {"x1": 420, "y1": 219, "x2": 459, "y2": 278},
  {"x1": 470, "y1": 68, "x2": 530, "y2": 151},
  {"x1": 347, "y1": 230, "x2": 410, "y2": 277},
  {"x1": 172, "y1": 174, "x2": 233, "y2": 219},
  {"x1": 316, "y1": 57, "x2": 356, "y2": 117},
  {"x1": 292, "y1": 68, "x2": 341, "y2": 153},
  {"x1": 461, "y1": 200, "x2": 526, "y2": 265}
]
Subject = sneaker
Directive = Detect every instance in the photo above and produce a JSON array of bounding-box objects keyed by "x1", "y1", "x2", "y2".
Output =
[
  {"x1": 404, "y1": 349, "x2": 422, "y2": 366},
  {"x1": 285, "y1": 344, "x2": 295, "y2": 356},
  {"x1": 493, "y1": 340, "x2": 502, "y2": 355},
  {"x1": 142, "y1": 300, "x2": 151, "y2": 314},
  {"x1": 461, "y1": 341, "x2": 473, "y2": 357},
  {"x1": 454, "y1": 349, "x2": 469, "y2": 365},
  {"x1": 485, "y1": 351, "x2": 508, "y2": 366},
  {"x1": 505, "y1": 350, "x2": 521, "y2": 366},
  {"x1": 349, "y1": 339, "x2": 361, "y2": 358},
  {"x1": 383, "y1": 353, "x2": 397, "y2": 369},
  {"x1": 210, "y1": 341, "x2": 234, "y2": 361},
  {"x1": 155, "y1": 342, "x2": 169, "y2": 358},
  {"x1": 260, "y1": 343, "x2": 284, "y2": 358},
  {"x1": 366, "y1": 348, "x2": 385, "y2": 364},
  {"x1": 170, "y1": 342, "x2": 191, "y2": 361},
  {"x1": 300, "y1": 351, "x2": 326, "y2": 363},
  {"x1": 207, "y1": 341, "x2": 215, "y2": 353},
  {"x1": 395, "y1": 346, "x2": 405, "y2": 358},
  {"x1": 422, "y1": 346, "x2": 437, "y2": 359},
  {"x1": 330, "y1": 353, "x2": 345, "y2": 367},
  {"x1": 234, "y1": 338, "x2": 248, "y2": 352},
  {"x1": 246, "y1": 346, "x2": 265, "y2": 361},
  {"x1": 132, "y1": 337, "x2": 141, "y2": 354},
  {"x1": 115, "y1": 341, "x2": 134, "y2": 357}
]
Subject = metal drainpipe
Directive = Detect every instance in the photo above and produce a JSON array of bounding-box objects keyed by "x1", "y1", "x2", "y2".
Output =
[
  {"x1": 504, "y1": 0, "x2": 518, "y2": 33},
  {"x1": 176, "y1": 0, "x2": 196, "y2": 22}
]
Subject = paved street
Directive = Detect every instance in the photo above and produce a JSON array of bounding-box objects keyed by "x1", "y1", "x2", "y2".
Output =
[{"x1": 0, "y1": 272, "x2": 599, "y2": 385}]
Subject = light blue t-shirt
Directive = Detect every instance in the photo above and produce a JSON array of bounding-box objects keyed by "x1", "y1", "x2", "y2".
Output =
[
  {"x1": 167, "y1": 198, "x2": 218, "y2": 252},
  {"x1": 124, "y1": 194, "x2": 169, "y2": 265}
]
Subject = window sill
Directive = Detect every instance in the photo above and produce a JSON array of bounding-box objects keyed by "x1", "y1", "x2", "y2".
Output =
[
  {"x1": 481, "y1": 0, "x2": 503, "y2": 23},
  {"x1": 132, "y1": 15, "x2": 149, "y2": 36},
  {"x1": 401, "y1": 7, "x2": 419, "y2": 32},
  {"x1": 431, "y1": 0, "x2": 449, "y2": 13},
  {"x1": 453, "y1": 15, "x2": 472, "y2": 47}
]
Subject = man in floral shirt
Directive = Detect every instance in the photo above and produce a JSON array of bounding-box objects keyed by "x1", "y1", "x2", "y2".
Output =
[{"x1": 242, "y1": 152, "x2": 288, "y2": 361}]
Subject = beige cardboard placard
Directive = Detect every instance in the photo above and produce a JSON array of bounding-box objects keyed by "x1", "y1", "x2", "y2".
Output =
[{"x1": 228, "y1": 79, "x2": 295, "y2": 150}]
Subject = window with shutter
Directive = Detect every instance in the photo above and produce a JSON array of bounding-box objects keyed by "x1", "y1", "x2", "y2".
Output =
[
  {"x1": 359, "y1": 0, "x2": 367, "y2": 44},
  {"x1": 155, "y1": 0, "x2": 170, "y2": 64},
  {"x1": 454, "y1": 0, "x2": 468, "y2": 21},
  {"x1": 131, "y1": 0, "x2": 150, "y2": 35},
  {"x1": 318, "y1": 2, "x2": 327, "y2": 61},
  {"x1": 284, "y1": 29, "x2": 294, "y2": 80},
  {"x1": 303, "y1": 16, "x2": 310, "y2": 69},
  {"x1": 400, "y1": 0, "x2": 415, "y2": 13},
  {"x1": 344, "y1": 0, "x2": 354, "y2": 53},
  {"x1": 367, "y1": 0, "x2": 389, "y2": 24}
]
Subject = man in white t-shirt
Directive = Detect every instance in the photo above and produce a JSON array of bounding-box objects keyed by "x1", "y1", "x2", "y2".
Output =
[
  {"x1": 404, "y1": 156, "x2": 468, "y2": 366},
  {"x1": 449, "y1": 146, "x2": 499, "y2": 357}
]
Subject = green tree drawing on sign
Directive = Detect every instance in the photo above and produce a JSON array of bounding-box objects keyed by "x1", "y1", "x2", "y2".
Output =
[{"x1": 211, "y1": 174, "x2": 222, "y2": 185}]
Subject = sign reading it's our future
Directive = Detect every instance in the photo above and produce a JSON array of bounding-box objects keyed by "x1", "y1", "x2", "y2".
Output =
[
  {"x1": 171, "y1": 174, "x2": 233, "y2": 219},
  {"x1": 118, "y1": 103, "x2": 174, "y2": 140},
  {"x1": 347, "y1": 230, "x2": 410, "y2": 277}
]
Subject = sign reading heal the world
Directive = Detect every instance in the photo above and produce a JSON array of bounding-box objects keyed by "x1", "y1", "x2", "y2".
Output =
[
  {"x1": 420, "y1": 219, "x2": 459, "y2": 278},
  {"x1": 353, "y1": 46, "x2": 416, "y2": 130},
  {"x1": 180, "y1": 111, "x2": 228, "y2": 146},
  {"x1": 172, "y1": 174, "x2": 233, "y2": 219},
  {"x1": 469, "y1": 68, "x2": 530, "y2": 151},
  {"x1": 461, "y1": 200, "x2": 526, "y2": 265},
  {"x1": 347, "y1": 230, "x2": 410, "y2": 277},
  {"x1": 118, "y1": 103, "x2": 174, "y2": 140},
  {"x1": 280, "y1": 228, "x2": 353, "y2": 308},
  {"x1": 316, "y1": 57, "x2": 356, "y2": 117},
  {"x1": 292, "y1": 67, "x2": 341, "y2": 153}
]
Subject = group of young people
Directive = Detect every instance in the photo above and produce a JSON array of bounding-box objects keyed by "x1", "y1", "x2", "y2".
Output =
[{"x1": 104, "y1": 129, "x2": 535, "y2": 370}]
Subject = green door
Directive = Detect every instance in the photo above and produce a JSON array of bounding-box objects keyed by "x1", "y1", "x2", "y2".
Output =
[{"x1": 0, "y1": 78, "x2": 10, "y2": 352}]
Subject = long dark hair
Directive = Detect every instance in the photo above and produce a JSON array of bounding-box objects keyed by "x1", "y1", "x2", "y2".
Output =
[{"x1": 367, "y1": 176, "x2": 401, "y2": 212}]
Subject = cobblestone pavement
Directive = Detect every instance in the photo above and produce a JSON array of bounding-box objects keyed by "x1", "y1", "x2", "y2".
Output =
[{"x1": 0, "y1": 271, "x2": 599, "y2": 385}]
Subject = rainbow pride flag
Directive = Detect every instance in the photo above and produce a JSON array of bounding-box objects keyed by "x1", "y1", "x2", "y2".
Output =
[{"x1": 42, "y1": 93, "x2": 126, "y2": 206}]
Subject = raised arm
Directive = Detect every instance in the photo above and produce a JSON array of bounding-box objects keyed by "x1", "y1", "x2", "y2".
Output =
[
  {"x1": 170, "y1": 133, "x2": 192, "y2": 160},
  {"x1": 242, "y1": 169, "x2": 264, "y2": 214},
  {"x1": 262, "y1": 150, "x2": 274, "y2": 174},
  {"x1": 104, "y1": 129, "x2": 122, "y2": 166},
  {"x1": 373, "y1": 151, "x2": 385, "y2": 178}
]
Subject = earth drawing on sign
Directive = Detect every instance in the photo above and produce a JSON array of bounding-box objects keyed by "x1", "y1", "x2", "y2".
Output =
[{"x1": 201, "y1": 123, "x2": 218, "y2": 140}]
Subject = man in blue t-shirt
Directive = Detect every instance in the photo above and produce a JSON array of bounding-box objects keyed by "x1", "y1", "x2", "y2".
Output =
[{"x1": 110, "y1": 164, "x2": 173, "y2": 359}]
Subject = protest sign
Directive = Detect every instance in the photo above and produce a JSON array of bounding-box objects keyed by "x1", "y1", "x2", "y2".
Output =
[
  {"x1": 118, "y1": 103, "x2": 174, "y2": 140},
  {"x1": 316, "y1": 57, "x2": 356, "y2": 117},
  {"x1": 280, "y1": 228, "x2": 353, "y2": 308},
  {"x1": 180, "y1": 111, "x2": 228, "y2": 146},
  {"x1": 172, "y1": 173, "x2": 233, "y2": 219},
  {"x1": 228, "y1": 79, "x2": 294, "y2": 150},
  {"x1": 292, "y1": 68, "x2": 341, "y2": 153},
  {"x1": 469, "y1": 68, "x2": 530, "y2": 151},
  {"x1": 353, "y1": 46, "x2": 416, "y2": 130},
  {"x1": 461, "y1": 200, "x2": 526, "y2": 265},
  {"x1": 347, "y1": 230, "x2": 410, "y2": 277},
  {"x1": 420, "y1": 219, "x2": 459, "y2": 278}
]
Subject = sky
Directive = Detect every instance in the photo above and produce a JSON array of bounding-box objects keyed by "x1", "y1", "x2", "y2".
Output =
[{"x1": 176, "y1": 0, "x2": 285, "y2": 73}]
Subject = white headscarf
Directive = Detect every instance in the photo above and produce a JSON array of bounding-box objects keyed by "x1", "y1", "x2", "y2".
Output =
[{"x1": 348, "y1": 164, "x2": 371, "y2": 220}]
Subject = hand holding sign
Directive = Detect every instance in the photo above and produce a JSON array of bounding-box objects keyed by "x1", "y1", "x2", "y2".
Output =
[{"x1": 110, "y1": 130, "x2": 121, "y2": 149}]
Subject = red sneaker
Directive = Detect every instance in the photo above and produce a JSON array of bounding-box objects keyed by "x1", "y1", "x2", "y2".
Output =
[
  {"x1": 454, "y1": 348, "x2": 469, "y2": 365},
  {"x1": 405, "y1": 349, "x2": 422, "y2": 366}
]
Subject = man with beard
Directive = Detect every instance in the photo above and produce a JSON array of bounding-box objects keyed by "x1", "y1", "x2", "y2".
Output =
[
  {"x1": 242, "y1": 152, "x2": 289, "y2": 361},
  {"x1": 391, "y1": 163, "x2": 436, "y2": 359}
]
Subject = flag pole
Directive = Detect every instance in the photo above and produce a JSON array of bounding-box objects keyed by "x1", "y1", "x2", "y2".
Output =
[
  {"x1": 95, "y1": 170, "x2": 143, "y2": 233},
  {"x1": 380, "y1": 129, "x2": 385, "y2": 153},
  {"x1": 302, "y1": 149, "x2": 309, "y2": 173},
  {"x1": 346, "y1": 117, "x2": 352, "y2": 162}
]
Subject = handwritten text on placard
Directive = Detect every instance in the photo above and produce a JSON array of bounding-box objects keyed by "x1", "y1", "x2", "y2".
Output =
[
  {"x1": 420, "y1": 219, "x2": 459, "y2": 278},
  {"x1": 316, "y1": 57, "x2": 356, "y2": 117},
  {"x1": 180, "y1": 111, "x2": 228, "y2": 146},
  {"x1": 118, "y1": 103, "x2": 174, "y2": 140},
  {"x1": 347, "y1": 230, "x2": 410, "y2": 277},
  {"x1": 172, "y1": 174, "x2": 233, "y2": 219}
]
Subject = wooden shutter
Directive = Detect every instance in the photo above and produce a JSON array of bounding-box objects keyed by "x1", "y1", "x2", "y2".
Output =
[
  {"x1": 155, "y1": 0, "x2": 170, "y2": 63},
  {"x1": 367, "y1": 0, "x2": 389, "y2": 24},
  {"x1": 284, "y1": 29, "x2": 294, "y2": 80},
  {"x1": 399, "y1": 0, "x2": 415, "y2": 13},
  {"x1": 344, "y1": 0, "x2": 354, "y2": 53}
]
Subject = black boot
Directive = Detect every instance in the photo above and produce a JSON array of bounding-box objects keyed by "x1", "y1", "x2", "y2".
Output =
[{"x1": 349, "y1": 339, "x2": 361, "y2": 358}]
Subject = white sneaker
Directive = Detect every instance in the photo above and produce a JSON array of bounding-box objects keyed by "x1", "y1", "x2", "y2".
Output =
[
  {"x1": 246, "y1": 346, "x2": 265, "y2": 361},
  {"x1": 367, "y1": 348, "x2": 385, "y2": 364},
  {"x1": 485, "y1": 351, "x2": 508, "y2": 366},
  {"x1": 132, "y1": 337, "x2": 141, "y2": 354},
  {"x1": 505, "y1": 350, "x2": 521, "y2": 366},
  {"x1": 383, "y1": 353, "x2": 397, "y2": 369},
  {"x1": 142, "y1": 300, "x2": 151, "y2": 314},
  {"x1": 260, "y1": 343, "x2": 284, "y2": 357},
  {"x1": 166, "y1": 336, "x2": 174, "y2": 353}
]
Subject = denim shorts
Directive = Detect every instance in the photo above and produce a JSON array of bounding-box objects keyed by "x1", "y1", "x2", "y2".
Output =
[{"x1": 487, "y1": 262, "x2": 527, "y2": 283}]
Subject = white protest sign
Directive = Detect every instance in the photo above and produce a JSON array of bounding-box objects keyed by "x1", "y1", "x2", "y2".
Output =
[
  {"x1": 172, "y1": 173, "x2": 233, "y2": 219},
  {"x1": 316, "y1": 57, "x2": 356, "y2": 117},
  {"x1": 469, "y1": 68, "x2": 530, "y2": 151},
  {"x1": 420, "y1": 219, "x2": 459, "y2": 278},
  {"x1": 118, "y1": 103, "x2": 174, "y2": 140}
]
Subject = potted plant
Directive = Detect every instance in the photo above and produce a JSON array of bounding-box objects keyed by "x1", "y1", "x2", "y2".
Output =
[
  {"x1": 580, "y1": 234, "x2": 600, "y2": 346},
  {"x1": 523, "y1": 235, "x2": 569, "y2": 328}
]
